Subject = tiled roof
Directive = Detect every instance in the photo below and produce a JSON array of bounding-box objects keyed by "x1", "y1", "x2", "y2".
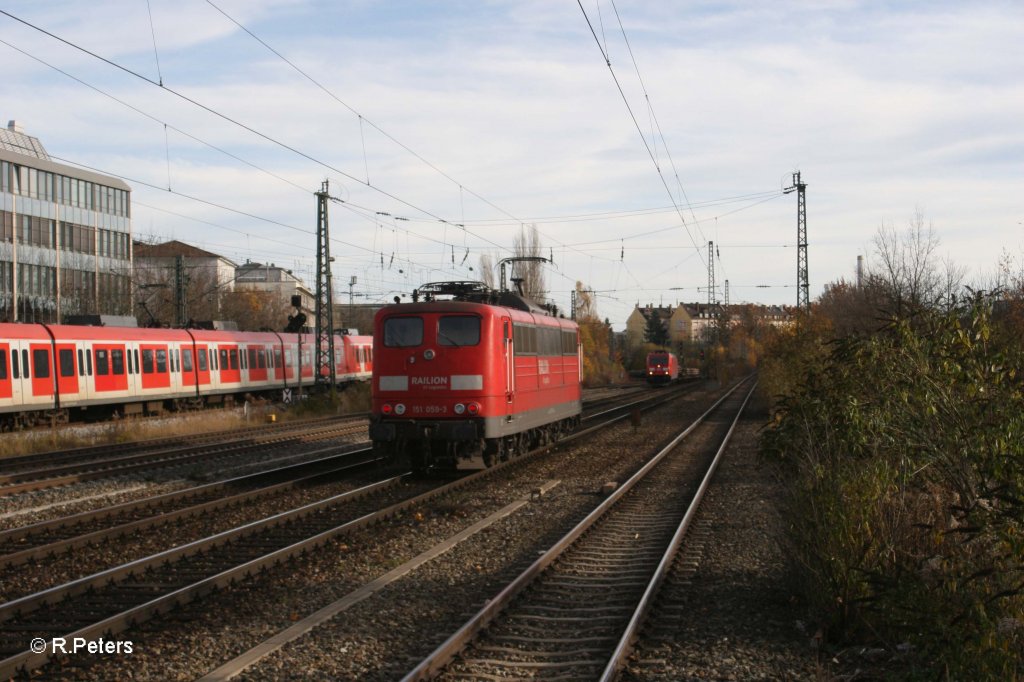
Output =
[{"x1": 133, "y1": 240, "x2": 224, "y2": 260}]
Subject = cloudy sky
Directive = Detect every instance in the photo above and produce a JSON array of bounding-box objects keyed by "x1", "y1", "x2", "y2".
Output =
[{"x1": 2, "y1": 0, "x2": 1021, "y2": 328}]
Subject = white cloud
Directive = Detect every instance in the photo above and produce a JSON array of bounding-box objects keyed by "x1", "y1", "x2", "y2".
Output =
[{"x1": 1, "y1": 0, "x2": 1021, "y2": 327}]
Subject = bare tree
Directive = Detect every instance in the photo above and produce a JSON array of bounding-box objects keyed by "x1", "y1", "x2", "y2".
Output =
[
  {"x1": 221, "y1": 288, "x2": 291, "y2": 331},
  {"x1": 511, "y1": 224, "x2": 546, "y2": 302},
  {"x1": 478, "y1": 252, "x2": 496, "y2": 289},
  {"x1": 869, "y1": 209, "x2": 965, "y2": 316},
  {"x1": 575, "y1": 281, "x2": 598, "y2": 321}
]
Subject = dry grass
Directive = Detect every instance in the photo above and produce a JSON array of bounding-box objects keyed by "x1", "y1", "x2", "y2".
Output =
[
  {"x1": 0, "y1": 410, "x2": 250, "y2": 459},
  {"x1": 0, "y1": 384, "x2": 373, "y2": 460}
]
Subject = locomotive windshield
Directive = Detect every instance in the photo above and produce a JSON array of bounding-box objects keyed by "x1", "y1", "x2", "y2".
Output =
[
  {"x1": 649, "y1": 353, "x2": 668, "y2": 364},
  {"x1": 437, "y1": 315, "x2": 480, "y2": 347},
  {"x1": 384, "y1": 317, "x2": 424, "y2": 347}
]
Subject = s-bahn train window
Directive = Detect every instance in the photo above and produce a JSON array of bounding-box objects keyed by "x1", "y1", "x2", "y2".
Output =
[
  {"x1": 59, "y1": 349, "x2": 75, "y2": 377},
  {"x1": 112, "y1": 349, "x2": 125, "y2": 375},
  {"x1": 95, "y1": 349, "x2": 109, "y2": 376},
  {"x1": 229, "y1": 349, "x2": 239, "y2": 370},
  {"x1": 384, "y1": 317, "x2": 423, "y2": 347},
  {"x1": 182, "y1": 349, "x2": 193, "y2": 372},
  {"x1": 0, "y1": 352, "x2": 6, "y2": 380},
  {"x1": 11, "y1": 350, "x2": 19, "y2": 379},
  {"x1": 33, "y1": 349, "x2": 49, "y2": 379},
  {"x1": 142, "y1": 349, "x2": 154, "y2": 374},
  {"x1": 219, "y1": 349, "x2": 228, "y2": 370},
  {"x1": 156, "y1": 349, "x2": 168, "y2": 373},
  {"x1": 258, "y1": 350, "x2": 266, "y2": 369},
  {"x1": 198, "y1": 349, "x2": 208, "y2": 372},
  {"x1": 78, "y1": 349, "x2": 84, "y2": 376},
  {"x1": 438, "y1": 315, "x2": 480, "y2": 347},
  {"x1": 22, "y1": 350, "x2": 30, "y2": 378}
]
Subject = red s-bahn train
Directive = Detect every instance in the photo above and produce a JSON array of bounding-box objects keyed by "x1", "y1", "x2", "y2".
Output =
[
  {"x1": 645, "y1": 350, "x2": 679, "y2": 385},
  {"x1": 370, "y1": 281, "x2": 582, "y2": 471},
  {"x1": 0, "y1": 322, "x2": 373, "y2": 430}
]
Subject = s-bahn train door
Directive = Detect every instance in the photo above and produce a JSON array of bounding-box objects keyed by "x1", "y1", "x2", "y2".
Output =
[
  {"x1": 503, "y1": 317, "x2": 514, "y2": 404},
  {"x1": 53, "y1": 343, "x2": 79, "y2": 403},
  {"x1": 0, "y1": 342, "x2": 14, "y2": 404}
]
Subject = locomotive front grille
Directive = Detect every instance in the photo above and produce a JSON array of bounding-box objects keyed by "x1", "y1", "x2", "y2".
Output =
[{"x1": 370, "y1": 419, "x2": 479, "y2": 442}]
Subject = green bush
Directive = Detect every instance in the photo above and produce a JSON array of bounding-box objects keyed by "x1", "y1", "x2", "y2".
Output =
[{"x1": 762, "y1": 296, "x2": 1024, "y2": 678}]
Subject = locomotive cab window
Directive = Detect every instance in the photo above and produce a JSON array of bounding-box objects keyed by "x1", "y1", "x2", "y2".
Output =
[
  {"x1": 383, "y1": 317, "x2": 423, "y2": 347},
  {"x1": 438, "y1": 315, "x2": 480, "y2": 347}
]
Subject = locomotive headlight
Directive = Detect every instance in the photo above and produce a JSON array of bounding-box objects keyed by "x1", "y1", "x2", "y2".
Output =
[
  {"x1": 381, "y1": 403, "x2": 393, "y2": 415},
  {"x1": 453, "y1": 403, "x2": 466, "y2": 415},
  {"x1": 394, "y1": 403, "x2": 406, "y2": 415},
  {"x1": 467, "y1": 402, "x2": 481, "y2": 415}
]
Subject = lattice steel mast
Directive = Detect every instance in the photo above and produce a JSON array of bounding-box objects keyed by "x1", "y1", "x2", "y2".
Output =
[
  {"x1": 314, "y1": 180, "x2": 336, "y2": 389},
  {"x1": 785, "y1": 172, "x2": 809, "y2": 310}
]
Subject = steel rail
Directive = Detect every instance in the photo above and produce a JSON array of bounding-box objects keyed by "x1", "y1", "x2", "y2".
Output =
[
  {"x1": 0, "y1": 379, "x2": 695, "y2": 679},
  {"x1": 400, "y1": 377, "x2": 750, "y2": 681},
  {"x1": 598, "y1": 380, "x2": 757, "y2": 681},
  {"x1": 0, "y1": 446, "x2": 377, "y2": 568}
]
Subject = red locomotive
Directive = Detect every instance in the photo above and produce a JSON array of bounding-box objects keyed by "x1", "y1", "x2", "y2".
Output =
[
  {"x1": 0, "y1": 322, "x2": 372, "y2": 430},
  {"x1": 370, "y1": 281, "x2": 581, "y2": 470},
  {"x1": 645, "y1": 350, "x2": 679, "y2": 385}
]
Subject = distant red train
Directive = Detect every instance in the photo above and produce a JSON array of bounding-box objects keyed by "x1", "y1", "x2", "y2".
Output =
[
  {"x1": 0, "y1": 323, "x2": 372, "y2": 430},
  {"x1": 370, "y1": 281, "x2": 582, "y2": 470},
  {"x1": 645, "y1": 350, "x2": 679, "y2": 385}
]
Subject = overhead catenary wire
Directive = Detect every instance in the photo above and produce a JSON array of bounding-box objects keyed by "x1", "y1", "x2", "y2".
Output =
[
  {"x1": 202, "y1": 0, "x2": 588, "y2": 264},
  {"x1": 0, "y1": 28, "x2": 509, "y2": 285},
  {"x1": 576, "y1": 0, "x2": 706, "y2": 269},
  {"x1": 0, "y1": 8, "x2": 491, "y2": 236},
  {"x1": 1, "y1": 7, "x2": 799, "y2": 317}
]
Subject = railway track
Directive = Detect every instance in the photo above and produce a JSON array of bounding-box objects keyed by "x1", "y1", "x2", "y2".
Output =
[
  {"x1": 0, "y1": 445, "x2": 378, "y2": 571},
  {"x1": 0, "y1": 387, "x2": 657, "y2": 499},
  {"x1": 403, "y1": 378, "x2": 755, "y2": 681},
  {"x1": 0, "y1": 382, "x2": 692, "y2": 679},
  {"x1": 0, "y1": 384, "x2": 676, "y2": 582},
  {"x1": 0, "y1": 416, "x2": 369, "y2": 496}
]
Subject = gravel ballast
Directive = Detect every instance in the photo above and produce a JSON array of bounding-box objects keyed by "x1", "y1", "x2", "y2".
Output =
[{"x1": 23, "y1": 384, "x2": 826, "y2": 680}]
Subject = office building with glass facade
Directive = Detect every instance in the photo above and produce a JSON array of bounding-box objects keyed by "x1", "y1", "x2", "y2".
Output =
[{"x1": 1, "y1": 120, "x2": 132, "y2": 322}]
